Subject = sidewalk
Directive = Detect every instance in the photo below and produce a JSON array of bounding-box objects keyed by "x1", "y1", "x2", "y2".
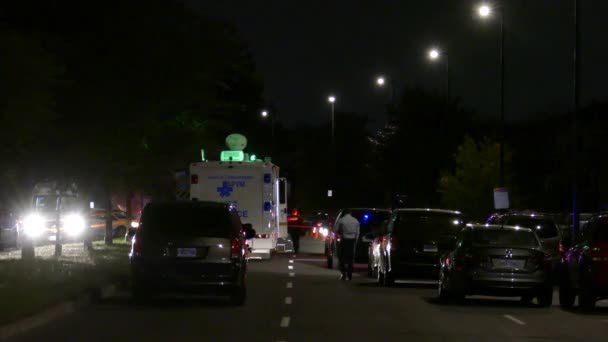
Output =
[{"x1": 0, "y1": 240, "x2": 130, "y2": 333}]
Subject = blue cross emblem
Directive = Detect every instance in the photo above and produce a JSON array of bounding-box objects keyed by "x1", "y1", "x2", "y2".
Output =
[{"x1": 217, "y1": 181, "x2": 233, "y2": 198}]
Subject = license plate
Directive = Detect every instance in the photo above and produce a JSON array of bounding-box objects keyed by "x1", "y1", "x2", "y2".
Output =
[
  {"x1": 492, "y1": 259, "x2": 524, "y2": 269},
  {"x1": 423, "y1": 245, "x2": 438, "y2": 252},
  {"x1": 177, "y1": 248, "x2": 197, "y2": 257}
]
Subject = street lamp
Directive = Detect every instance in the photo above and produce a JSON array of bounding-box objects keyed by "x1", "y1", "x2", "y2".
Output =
[
  {"x1": 327, "y1": 94, "x2": 337, "y2": 204},
  {"x1": 260, "y1": 109, "x2": 276, "y2": 153},
  {"x1": 375, "y1": 75, "x2": 396, "y2": 104},
  {"x1": 476, "y1": 1, "x2": 505, "y2": 189},
  {"x1": 427, "y1": 47, "x2": 450, "y2": 106},
  {"x1": 478, "y1": 4, "x2": 491, "y2": 18}
]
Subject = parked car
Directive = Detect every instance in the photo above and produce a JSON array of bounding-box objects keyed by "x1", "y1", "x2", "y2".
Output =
[
  {"x1": 130, "y1": 201, "x2": 248, "y2": 305},
  {"x1": 559, "y1": 213, "x2": 608, "y2": 310},
  {"x1": 439, "y1": 224, "x2": 553, "y2": 306},
  {"x1": 486, "y1": 211, "x2": 563, "y2": 280},
  {"x1": 367, "y1": 220, "x2": 389, "y2": 277},
  {"x1": 89, "y1": 209, "x2": 130, "y2": 238},
  {"x1": 325, "y1": 208, "x2": 391, "y2": 269},
  {"x1": 376, "y1": 209, "x2": 465, "y2": 285}
]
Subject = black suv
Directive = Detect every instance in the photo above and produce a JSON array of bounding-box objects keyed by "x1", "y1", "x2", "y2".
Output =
[{"x1": 130, "y1": 201, "x2": 248, "y2": 305}]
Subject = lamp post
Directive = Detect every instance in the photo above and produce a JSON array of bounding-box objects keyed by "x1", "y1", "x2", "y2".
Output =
[
  {"x1": 477, "y1": 2, "x2": 506, "y2": 188},
  {"x1": 427, "y1": 48, "x2": 450, "y2": 106},
  {"x1": 327, "y1": 95, "x2": 336, "y2": 203},
  {"x1": 375, "y1": 75, "x2": 396, "y2": 104},
  {"x1": 261, "y1": 109, "x2": 275, "y2": 154}
]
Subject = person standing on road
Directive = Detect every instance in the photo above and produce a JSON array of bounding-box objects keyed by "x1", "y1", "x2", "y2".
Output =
[{"x1": 335, "y1": 209, "x2": 360, "y2": 281}]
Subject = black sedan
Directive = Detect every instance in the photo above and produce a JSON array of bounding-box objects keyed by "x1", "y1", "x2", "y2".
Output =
[{"x1": 438, "y1": 224, "x2": 553, "y2": 306}]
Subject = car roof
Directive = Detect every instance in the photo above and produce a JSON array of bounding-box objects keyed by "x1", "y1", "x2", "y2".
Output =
[
  {"x1": 491, "y1": 211, "x2": 554, "y2": 219},
  {"x1": 394, "y1": 208, "x2": 462, "y2": 215},
  {"x1": 146, "y1": 201, "x2": 230, "y2": 209},
  {"x1": 466, "y1": 223, "x2": 534, "y2": 233},
  {"x1": 342, "y1": 208, "x2": 391, "y2": 213}
]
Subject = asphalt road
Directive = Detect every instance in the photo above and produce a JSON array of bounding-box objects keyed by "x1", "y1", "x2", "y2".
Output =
[{"x1": 9, "y1": 252, "x2": 608, "y2": 342}]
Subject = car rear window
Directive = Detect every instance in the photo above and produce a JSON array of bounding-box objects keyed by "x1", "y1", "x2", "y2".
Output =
[
  {"x1": 349, "y1": 210, "x2": 391, "y2": 235},
  {"x1": 142, "y1": 203, "x2": 236, "y2": 238},
  {"x1": 395, "y1": 213, "x2": 464, "y2": 237},
  {"x1": 471, "y1": 229, "x2": 538, "y2": 247},
  {"x1": 504, "y1": 217, "x2": 559, "y2": 239}
]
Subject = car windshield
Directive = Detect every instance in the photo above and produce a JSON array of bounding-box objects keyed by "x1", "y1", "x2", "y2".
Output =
[
  {"x1": 471, "y1": 229, "x2": 538, "y2": 247},
  {"x1": 395, "y1": 212, "x2": 464, "y2": 238},
  {"x1": 142, "y1": 204, "x2": 236, "y2": 238},
  {"x1": 504, "y1": 216, "x2": 559, "y2": 239},
  {"x1": 350, "y1": 210, "x2": 391, "y2": 235}
]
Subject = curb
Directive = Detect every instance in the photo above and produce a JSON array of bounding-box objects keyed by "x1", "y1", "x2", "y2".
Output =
[{"x1": 0, "y1": 283, "x2": 118, "y2": 340}]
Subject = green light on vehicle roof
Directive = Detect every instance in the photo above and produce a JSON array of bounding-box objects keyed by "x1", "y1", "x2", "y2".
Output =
[
  {"x1": 220, "y1": 150, "x2": 245, "y2": 162},
  {"x1": 250, "y1": 154, "x2": 257, "y2": 161}
]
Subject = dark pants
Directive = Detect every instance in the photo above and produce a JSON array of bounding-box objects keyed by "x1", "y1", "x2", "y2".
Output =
[{"x1": 339, "y1": 238, "x2": 356, "y2": 279}]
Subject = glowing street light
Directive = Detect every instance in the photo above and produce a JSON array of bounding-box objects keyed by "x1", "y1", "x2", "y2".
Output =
[
  {"x1": 478, "y1": 4, "x2": 491, "y2": 18},
  {"x1": 328, "y1": 95, "x2": 336, "y2": 103},
  {"x1": 376, "y1": 76, "x2": 386, "y2": 86},
  {"x1": 428, "y1": 49, "x2": 440, "y2": 60},
  {"x1": 261, "y1": 110, "x2": 269, "y2": 118}
]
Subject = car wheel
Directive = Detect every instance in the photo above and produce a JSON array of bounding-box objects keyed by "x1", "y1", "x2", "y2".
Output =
[
  {"x1": 579, "y1": 287, "x2": 595, "y2": 311},
  {"x1": 520, "y1": 294, "x2": 534, "y2": 305},
  {"x1": 230, "y1": 284, "x2": 247, "y2": 306},
  {"x1": 438, "y1": 275, "x2": 452, "y2": 303},
  {"x1": 537, "y1": 286, "x2": 553, "y2": 307},
  {"x1": 558, "y1": 282, "x2": 576, "y2": 308}
]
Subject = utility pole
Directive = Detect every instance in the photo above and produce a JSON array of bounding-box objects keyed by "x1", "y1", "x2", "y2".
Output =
[{"x1": 572, "y1": 0, "x2": 581, "y2": 238}]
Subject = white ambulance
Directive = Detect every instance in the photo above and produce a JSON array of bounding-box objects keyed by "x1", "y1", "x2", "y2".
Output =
[{"x1": 189, "y1": 157, "x2": 287, "y2": 259}]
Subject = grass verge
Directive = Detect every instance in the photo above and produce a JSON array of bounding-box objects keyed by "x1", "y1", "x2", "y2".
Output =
[{"x1": 0, "y1": 239, "x2": 130, "y2": 325}]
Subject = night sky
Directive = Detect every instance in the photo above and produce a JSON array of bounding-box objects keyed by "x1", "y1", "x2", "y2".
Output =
[{"x1": 189, "y1": 0, "x2": 608, "y2": 129}]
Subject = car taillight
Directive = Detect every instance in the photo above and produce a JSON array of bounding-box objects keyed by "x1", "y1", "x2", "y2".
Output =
[
  {"x1": 590, "y1": 245, "x2": 608, "y2": 262},
  {"x1": 231, "y1": 238, "x2": 242, "y2": 259},
  {"x1": 559, "y1": 242, "x2": 566, "y2": 254}
]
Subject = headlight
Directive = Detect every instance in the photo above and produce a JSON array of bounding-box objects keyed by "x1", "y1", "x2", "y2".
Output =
[
  {"x1": 320, "y1": 227, "x2": 329, "y2": 237},
  {"x1": 131, "y1": 221, "x2": 139, "y2": 228},
  {"x1": 23, "y1": 214, "x2": 45, "y2": 238},
  {"x1": 63, "y1": 214, "x2": 86, "y2": 236}
]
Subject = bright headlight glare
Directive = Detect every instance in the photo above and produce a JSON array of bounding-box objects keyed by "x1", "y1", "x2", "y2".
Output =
[
  {"x1": 24, "y1": 214, "x2": 45, "y2": 237},
  {"x1": 63, "y1": 214, "x2": 86, "y2": 236},
  {"x1": 131, "y1": 221, "x2": 139, "y2": 228}
]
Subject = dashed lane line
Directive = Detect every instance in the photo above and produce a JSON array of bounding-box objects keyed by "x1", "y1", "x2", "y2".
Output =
[
  {"x1": 288, "y1": 265, "x2": 294, "y2": 270},
  {"x1": 289, "y1": 272, "x2": 295, "y2": 277},
  {"x1": 280, "y1": 317, "x2": 291, "y2": 328},
  {"x1": 285, "y1": 297, "x2": 292, "y2": 305},
  {"x1": 287, "y1": 282, "x2": 293, "y2": 288},
  {"x1": 503, "y1": 314, "x2": 526, "y2": 326}
]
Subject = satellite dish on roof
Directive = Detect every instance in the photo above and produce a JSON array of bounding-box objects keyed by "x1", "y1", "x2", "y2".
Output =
[{"x1": 225, "y1": 134, "x2": 247, "y2": 151}]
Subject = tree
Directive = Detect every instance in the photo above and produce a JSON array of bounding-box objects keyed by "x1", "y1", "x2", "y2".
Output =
[{"x1": 438, "y1": 135, "x2": 513, "y2": 221}]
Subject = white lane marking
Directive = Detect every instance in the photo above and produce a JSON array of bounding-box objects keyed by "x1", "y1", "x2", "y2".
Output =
[
  {"x1": 285, "y1": 297, "x2": 292, "y2": 305},
  {"x1": 289, "y1": 260, "x2": 294, "y2": 263},
  {"x1": 280, "y1": 316, "x2": 291, "y2": 328},
  {"x1": 289, "y1": 272, "x2": 295, "y2": 277},
  {"x1": 288, "y1": 265, "x2": 294, "y2": 270},
  {"x1": 294, "y1": 258, "x2": 324, "y2": 262},
  {"x1": 503, "y1": 314, "x2": 526, "y2": 326},
  {"x1": 287, "y1": 282, "x2": 293, "y2": 288}
]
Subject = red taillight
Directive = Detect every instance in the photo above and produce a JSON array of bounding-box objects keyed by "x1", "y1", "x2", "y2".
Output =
[
  {"x1": 231, "y1": 238, "x2": 242, "y2": 259},
  {"x1": 191, "y1": 174, "x2": 199, "y2": 184},
  {"x1": 559, "y1": 242, "x2": 566, "y2": 254},
  {"x1": 287, "y1": 216, "x2": 298, "y2": 222}
]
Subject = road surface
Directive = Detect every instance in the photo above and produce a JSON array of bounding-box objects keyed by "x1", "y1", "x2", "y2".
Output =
[{"x1": 9, "y1": 253, "x2": 608, "y2": 342}]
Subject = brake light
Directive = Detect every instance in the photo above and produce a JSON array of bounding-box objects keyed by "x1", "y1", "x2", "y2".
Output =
[
  {"x1": 287, "y1": 216, "x2": 298, "y2": 222},
  {"x1": 231, "y1": 238, "x2": 242, "y2": 259},
  {"x1": 559, "y1": 242, "x2": 566, "y2": 254}
]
